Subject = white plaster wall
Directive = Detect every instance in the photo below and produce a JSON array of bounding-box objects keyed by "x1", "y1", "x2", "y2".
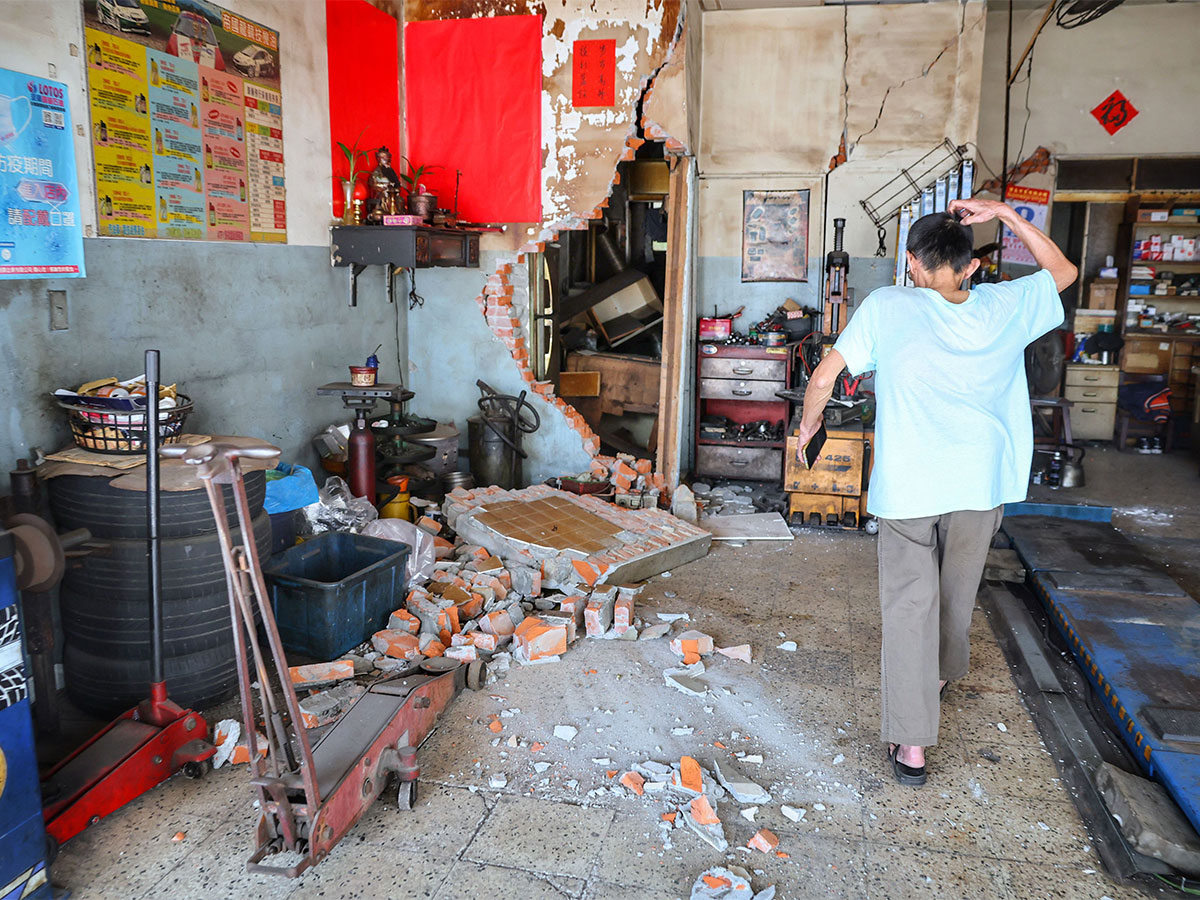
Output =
[
  {"x1": 976, "y1": 1, "x2": 1200, "y2": 163},
  {"x1": 695, "y1": 1, "x2": 986, "y2": 317},
  {"x1": 1, "y1": 0, "x2": 332, "y2": 246}
]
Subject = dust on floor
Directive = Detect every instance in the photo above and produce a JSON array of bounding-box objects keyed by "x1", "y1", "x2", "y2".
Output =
[{"x1": 50, "y1": 535, "x2": 1166, "y2": 900}]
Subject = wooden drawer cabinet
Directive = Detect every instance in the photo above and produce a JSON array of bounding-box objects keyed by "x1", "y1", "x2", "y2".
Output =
[
  {"x1": 1065, "y1": 384, "x2": 1117, "y2": 404},
  {"x1": 1072, "y1": 402, "x2": 1117, "y2": 440},
  {"x1": 698, "y1": 377, "x2": 786, "y2": 403},
  {"x1": 1065, "y1": 365, "x2": 1120, "y2": 388}
]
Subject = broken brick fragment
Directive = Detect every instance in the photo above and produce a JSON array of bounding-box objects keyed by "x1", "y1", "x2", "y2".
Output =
[
  {"x1": 371, "y1": 629, "x2": 420, "y2": 660},
  {"x1": 620, "y1": 771, "x2": 645, "y2": 796},
  {"x1": 514, "y1": 616, "x2": 567, "y2": 661},
  {"x1": 420, "y1": 639, "x2": 446, "y2": 658},
  {"x1": 680, "y1": 755, "x2": 704, "y2": 793},
  {"x1": 690, "y1": 794, "x2": 720, "y2": 826},
  {"x1": 416, "y1": 516, "x2": 441, "y2": 535},
  {"x1": 670, "y1": 630, "x2": 715, "y2": 659},
  {"x1": 480, "y1": 609, "x2": 516, "y2": 637},
  {"x1": 584, "y1": 594, "x2": 614, "y2": 638},
  {"x1": 613, "y1": 596, "x2": 634, "y2": 635},
  {"x1": 747, "y1": 828, "x2": 780, "y2": 853},
  {"x1": 662, "y1": 811, "x2": 677, "y2": 824},
  {"x1": 702, "y1": 874, "x2": 731, "y2": 890},
  {"x1": 716, "y1": 644, "x2": 752, "y2": 664},
  {"x1": 287, "y1": 659, "x2": 354, "y2": 687},
  {"x1": 387, "y1": 609, "x2": 421, "y2": 635}
]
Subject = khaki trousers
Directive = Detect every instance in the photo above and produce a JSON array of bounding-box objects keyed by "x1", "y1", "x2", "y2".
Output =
[{"x1": 877, "y1": 506, "x2": 1003, "y2": 746}]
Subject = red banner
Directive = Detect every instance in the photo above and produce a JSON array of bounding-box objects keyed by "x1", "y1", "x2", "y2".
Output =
[
  {"x1": 572, "y1": 39, "x2": 616, "y2": 107},
  {"x1": 405, "y1": 16, "x2": 541, "y2": 223}
]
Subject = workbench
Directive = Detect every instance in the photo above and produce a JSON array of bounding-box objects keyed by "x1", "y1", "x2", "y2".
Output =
[{"x1": 783, "y1": 417, "x2": 873, "y2": 529}]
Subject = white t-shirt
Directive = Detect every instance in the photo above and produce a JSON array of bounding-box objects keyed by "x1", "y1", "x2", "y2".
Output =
[{"x1": 833, "y1": 269, "x2": 1064, "y2": 520}]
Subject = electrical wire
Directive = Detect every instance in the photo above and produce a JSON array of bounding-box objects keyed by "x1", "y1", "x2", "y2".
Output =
[
  {"x1": 394, "y1": 271, "x2": 405, "y2": 389},
  {"x1": 962, "y1": 142, "x2": 999, "y2": 182},
  {"x1": 1154, "y1": 874, "x2": 1200, "y2": 896},
  {"x1": 1011, "y1": 47, "x2": 1036, "y2": 179},
  {"x1": 407, "y1": 267, "x2": 425, "y2": 310},
  {"x1": 1056, "y1": 0, "x2": 1125, "y2": 29}
]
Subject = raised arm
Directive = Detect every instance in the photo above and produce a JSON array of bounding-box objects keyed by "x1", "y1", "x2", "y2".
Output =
[
  {"x1": 795, "y1": 349, "x2": 845, "y2": 461},
  {"x1": 949, "y1": 198, "x2": 1078, "y2": 292}
]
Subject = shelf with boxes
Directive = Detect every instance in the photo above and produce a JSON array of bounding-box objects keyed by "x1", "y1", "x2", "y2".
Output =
[{"x1": 1116, "y1": 196, "x2": 1200, "y2": 339}]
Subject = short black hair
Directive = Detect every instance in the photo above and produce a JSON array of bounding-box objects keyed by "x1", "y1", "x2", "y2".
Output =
[{"x1": 907, "y1": 212, "x2": 974, "y2": 273}]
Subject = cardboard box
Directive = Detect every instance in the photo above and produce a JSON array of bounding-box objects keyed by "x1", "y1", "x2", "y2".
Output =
[
  {"x1": 1087, "y1": 279, "x2": 1119, "y2": 310},
  {"x1": 1074, "y1": 308, "x2": 1117, "y2": 334},
  {"x1": 1137, "y1": 209, "x2": 1170, "y2": 222}
]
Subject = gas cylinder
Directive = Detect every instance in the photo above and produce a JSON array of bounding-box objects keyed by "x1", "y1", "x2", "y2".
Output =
[{"x1": 347, "y1": 410, "x2": 376, "y2": 501}]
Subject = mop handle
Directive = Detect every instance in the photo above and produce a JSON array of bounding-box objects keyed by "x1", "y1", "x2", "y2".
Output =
[{"x1": 146, "y1": 349, "x2": 163, "y2": 686}]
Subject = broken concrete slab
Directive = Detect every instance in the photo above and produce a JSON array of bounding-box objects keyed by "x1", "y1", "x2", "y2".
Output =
[
  {"x1": 683, "y1": 795, "x2": 728, "y2": 852},
  {"x1": 690, "y1": 866, "x2": 775, "y2": 900},
  {"x1": 665, "y1": 668, "x2": 709, "y2": 698},
  {"x1": 1096, "y1": 762, "x2": 1200, "y2": 875},
  {"x1": 713, "y1": 758, "x2": 771, "y2": 805},
  {"x1": 287, "y1": 659, "x2": 355, "y2": 688},
  {"x1": 442, "y1": 485, "x2": 711, "y2": 587},
  {"x1": 298, "y1": 682, "x2": 365, "y2": 729},
  {"x1": 640, "y1": 622, "x2": 671, "y2": 641}
]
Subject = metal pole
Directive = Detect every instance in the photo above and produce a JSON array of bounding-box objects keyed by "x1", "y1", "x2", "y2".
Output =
[
  {"x1": 146, "y1": 349, "x2": 163, "y2": 686},
  {"x1": 998, "y1": 0, "x2": 1013, "y2": 271}
]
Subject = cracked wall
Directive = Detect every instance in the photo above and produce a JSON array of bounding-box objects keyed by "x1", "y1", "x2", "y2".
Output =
[{"x1": 696, "y1": 3, "x2": 986, "y2": 326}]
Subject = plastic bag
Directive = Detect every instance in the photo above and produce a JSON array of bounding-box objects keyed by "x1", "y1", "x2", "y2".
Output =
[
  {"x1": 264, "y1": 464, "x2": 320, "y2": 514},
  {"x1": 362, "y1": 518, "x2": 435, "y2": 584},
  {"x1": 301, "y1": 476, "x2": 378, "y2": 534}
]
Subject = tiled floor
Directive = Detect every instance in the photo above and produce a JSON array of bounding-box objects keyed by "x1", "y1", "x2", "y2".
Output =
[{"x1": 48, "y1": 450, "x2": 1199, "y2": 899}]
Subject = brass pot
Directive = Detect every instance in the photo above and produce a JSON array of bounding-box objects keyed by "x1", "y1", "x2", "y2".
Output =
[{"x1": 408, "y1": 192, "x2": 436, "y2": 222}]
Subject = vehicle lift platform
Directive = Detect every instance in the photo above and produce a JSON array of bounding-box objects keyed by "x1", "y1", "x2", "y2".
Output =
[{"x1": 995, "y1": 505, "x2": 1200, "y2": 879}]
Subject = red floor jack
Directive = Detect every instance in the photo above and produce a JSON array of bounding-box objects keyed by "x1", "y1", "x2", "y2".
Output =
[
  {"x1": 169, "y1": 440, "x2": 485, "y2": 877},
  {"x1": 41, "y1": 350, "x2": 215, "y2": 858}
]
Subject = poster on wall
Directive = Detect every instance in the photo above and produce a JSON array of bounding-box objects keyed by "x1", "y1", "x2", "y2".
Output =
[
  {"x1": 572, "y1": 39, "x2": 615, "y2": 107},
  {"x1": 82, "y1": 0, "x2": 285, "y2": 242},
  {"x1": 1002, "y1": 184, "x2": 1051, "y2": 267},
  {"x1": 0, "y1": 68, "x2": 86, "y2": 279},
  {"x1": 742, "y1": 189, "x2": 809, "y2": 282}
]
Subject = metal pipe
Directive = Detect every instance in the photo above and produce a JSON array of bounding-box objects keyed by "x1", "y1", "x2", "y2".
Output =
[
  {"x1": 145, "y1": 349, "x2": 163, "y2": 686},
  {"x1": 998, "y1": 0, "x2": 1013, "y2": 271}
]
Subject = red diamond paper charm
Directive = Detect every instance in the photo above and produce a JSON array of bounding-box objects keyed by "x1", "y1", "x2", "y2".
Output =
[{"x1": 1091, "y1": 90, "x2": 1138, "y2": 136}]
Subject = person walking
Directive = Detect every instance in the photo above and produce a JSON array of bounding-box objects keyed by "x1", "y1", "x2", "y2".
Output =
[{"x1": 795, "y1": 197, "x2": 1078, "y2": 785}]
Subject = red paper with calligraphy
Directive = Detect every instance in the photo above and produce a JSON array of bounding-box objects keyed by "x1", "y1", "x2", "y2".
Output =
[
  {"x1": 573, "y1": 39, "x2": 616, "y2": 107},
  {"x1": 1091, "y1": 90, "x2": 1138, "y2": 136}
]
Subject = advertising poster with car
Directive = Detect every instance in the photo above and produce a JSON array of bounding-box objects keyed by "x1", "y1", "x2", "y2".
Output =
[
  {"x1": 0, "y1": 68, "x2": 86, "y2": 278},
  {"x1": 147, "y1": 49, "x2": 204, "y2": 238},
  {"x1": 81, "y1": 0, "x2": 284, "y2": 243}
]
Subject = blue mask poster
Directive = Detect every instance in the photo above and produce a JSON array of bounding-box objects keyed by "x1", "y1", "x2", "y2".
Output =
[{"x1": 0, "y1": 68, "x2": 86, "y2": 279}]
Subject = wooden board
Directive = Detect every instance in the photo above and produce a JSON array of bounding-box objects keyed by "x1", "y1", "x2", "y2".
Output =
[
  {"x1": 704, "y1": 512, "x2": 793, "y2": 541},
  {"x1": 559, "y1": 371, "x2": 601, "y2": 397}
]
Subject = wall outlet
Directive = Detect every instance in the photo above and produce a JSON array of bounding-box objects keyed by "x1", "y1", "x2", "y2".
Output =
[{"x1": 49, "y1": 289, "x2": 68, "y2": 330}]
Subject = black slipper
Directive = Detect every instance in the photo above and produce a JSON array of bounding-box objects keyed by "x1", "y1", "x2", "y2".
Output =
[
  {"x1": 888, "y1": 744, "x2": 927, "y2": 786},
  {"x1": 940, "y1": 681, "x2": 949, "y2": 701}
]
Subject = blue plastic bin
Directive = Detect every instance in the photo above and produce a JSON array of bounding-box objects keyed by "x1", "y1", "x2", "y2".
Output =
[{"x1": 263, "y1": 532, "x2": 410, "y2": 659}]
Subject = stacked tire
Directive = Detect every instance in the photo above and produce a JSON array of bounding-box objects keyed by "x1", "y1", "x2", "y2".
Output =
[{"x1": 48, "y1": 471, "x2": 270, "y2": 717}]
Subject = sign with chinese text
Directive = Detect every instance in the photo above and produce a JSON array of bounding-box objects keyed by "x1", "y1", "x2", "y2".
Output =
[
  {"x1": 1002, "y1": 184, "x2": 1051, "y2": 267},
  {"x1": 742, "y1": 189, "x2": 809, "y2": 282},
  {"x1": 1091, "y1": 90, "x2": 1138, "y2": 136},
  {"x1": 572, "y1": 39, "x2": 615, "y2": 107},
  {"x1": 0, "y1": 68, "x2": 85, "y2": 279},
  {"x1": 81, "y1": 0, "x2": 285, "y2": 242}
]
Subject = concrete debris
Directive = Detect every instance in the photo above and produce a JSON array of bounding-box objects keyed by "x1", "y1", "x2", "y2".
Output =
[
  {"x1": 658, "y1": 612, "x2": 690, "y2": 623},
  {"x1": 553, "y1": 724, "x2": 578, "y2": 742},
  {"x1": 776, "y1": 641, "x2": 798, "y2": 652},
  {"x1": 640, "y1": 623, "x2": 672, "y2": 641},
  {"x1": 672, "y1": 726, "x2": 694, "y2": 736},
  {"x1": 212, "y1": 719, "x2": 265, "y2": 768},
  {"x1": 489, "y1": 774, "x2": 508, "y2": 789},
  {"x1": 740, "y1": 806, "x2": 758, "y2": 822},
  {"x1": 298, "y1": 682, "x2": 365, "y2": 728},
  {"x1": 716, "y1": 644, "x2": 751, "y2": 664},
  {"x1": 683, "y1": 795, "x2": 728, "y2": 852},
  {"x1": 533, "y1": 761, "x2": 552, "y2": 774},
  {"x1": 665, "y1": 667, "x2": 709, "y2": 698},
  {"x1": 781, "y1": 805, "x2": 806, "y2": 823},
  {"x1": 690, "y1": 866, "x2": 775, "y2": 900},
  {"x1": 713, "y1": 758, "x2": 771, "y2": 804}
]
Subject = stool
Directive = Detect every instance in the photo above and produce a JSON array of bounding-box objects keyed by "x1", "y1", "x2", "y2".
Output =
[
  {"x1": 1115, "y1": 409, "x2": 1174, "y2": 452},
  {"x1": 1031, "y1": 398, "x2": 1073, "y2": 447}
]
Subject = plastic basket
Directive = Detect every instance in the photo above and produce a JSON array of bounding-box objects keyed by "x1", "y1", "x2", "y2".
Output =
[{"x1": 58, "y1": 394, "x2": 194, "y2": 455}]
